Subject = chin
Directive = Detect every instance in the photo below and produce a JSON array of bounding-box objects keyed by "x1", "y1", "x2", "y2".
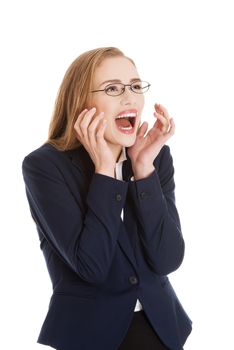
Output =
[{"x1": 119, "y1": 137, "x2": 136, "y2": 148}]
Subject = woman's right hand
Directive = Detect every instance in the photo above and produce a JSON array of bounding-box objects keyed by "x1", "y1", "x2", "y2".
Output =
[{"x1": 74, "y1": 107, "x2": 116, "y2": 177}]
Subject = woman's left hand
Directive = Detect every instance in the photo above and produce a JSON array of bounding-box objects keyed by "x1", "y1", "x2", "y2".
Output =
[{"x1": 127, "y1": 103, "x2": 175, "y2": 178}]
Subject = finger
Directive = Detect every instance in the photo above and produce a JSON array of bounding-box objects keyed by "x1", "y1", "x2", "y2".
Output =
[
  {"x1": 154, "y1": 104, "x2": 171, "y2": 129},
  {"x1": 74, "y1": 107, "x2": 95, "y2": 141},
  {"x1": 79, "y1": 107, "x2": 97, "y2": 137},
  {"x1": 160, "y1": 118, "x2": 175, "y2": 143},
  {"x1": 163, "y1": 117, "x2": 175, "y2": 134},
  {"x1": 154, "y1": 111, "x2": 170, "y2": 132},
  {"x1": 154, "y1": 107, "x2": 170, "y2": 122},
  {"x1": 154, "y1": 103, "x2": 169, "y2": 118},
  {"x1": 168, "y1": 118, "x2": 175, "y2": 135},
  {"x1": 137, "y1": 121, "x2": 148, "y2": 138},
  {"x1": 88, "y1": 112, "x2": 105, "y2": 144},
  {"x1": 74, "y1": 108, "x2": 88, "y2": 136},
  {"x1": 96, "y1": 118, "x2": 107, "y2": 143}
]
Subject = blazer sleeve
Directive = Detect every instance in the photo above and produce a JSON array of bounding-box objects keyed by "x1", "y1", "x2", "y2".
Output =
[
  {"x1": 22, "y1": 151, "x2": 128, "y2": 285},
  {"x1": 128, "y1": 145, "x2": 184, "y2": 276}
]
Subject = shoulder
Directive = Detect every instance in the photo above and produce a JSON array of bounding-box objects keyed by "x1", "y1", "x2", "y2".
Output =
[
  {"x1": 22, "y1": 143, "x2": 71, "y2": 176},
  {"x1": 23, "y1": 143, "x2": 73, "y2": 164},
  {"x1": 153, "y1": 144, "x2": 173, "y2": 170},
  {"x1": 23, "y1": 143, "x2": 62, "y2": 162}
]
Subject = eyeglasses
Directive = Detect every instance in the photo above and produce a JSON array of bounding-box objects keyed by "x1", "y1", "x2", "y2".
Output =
[{"x1": 90, "y1": 81, "x2": 151, "y2": 97}]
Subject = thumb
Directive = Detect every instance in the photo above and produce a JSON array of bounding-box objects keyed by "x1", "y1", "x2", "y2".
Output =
[{"x1": 137, "y1": 121, "x2": 148, "y2": 138}]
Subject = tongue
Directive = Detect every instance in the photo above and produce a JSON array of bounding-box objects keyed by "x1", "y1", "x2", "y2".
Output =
[{"x1": 115, "y1": 118, "x2": 131, "y2": 128}]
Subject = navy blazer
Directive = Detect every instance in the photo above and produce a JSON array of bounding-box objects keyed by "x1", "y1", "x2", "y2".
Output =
[{"x1": 22, "y1": 142, "x2": 192, "y2": 350}]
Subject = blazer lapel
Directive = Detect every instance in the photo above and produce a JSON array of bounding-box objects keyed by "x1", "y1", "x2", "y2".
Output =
[
  {"x1": 66, "y1": 145, "x2": 139, "y2": 271},
  {"x1": 122, "y1": 147, "x2": 134, "y2": 181},
  {"x1": 67, "y1": 144, "x2": 134, "y2": 179},
  {"x1": 66, "y1": 145, "x2": 95, "y2": 181}
]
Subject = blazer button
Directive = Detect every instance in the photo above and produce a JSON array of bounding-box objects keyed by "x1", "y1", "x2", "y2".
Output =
[
  {"x1": 140, "y1": 191, "x2": 148, "y2": 199},
  {"x1": 129, "y1": 276, "x2": 138, "y2": 285},
  {"x1": 116, "y1": 194, "x2": 122, "y2": 201}
]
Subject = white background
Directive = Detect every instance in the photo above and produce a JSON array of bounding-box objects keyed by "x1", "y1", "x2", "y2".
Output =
[{"x1": 1, "y1": 0, "x2": 234, "y2": 349}]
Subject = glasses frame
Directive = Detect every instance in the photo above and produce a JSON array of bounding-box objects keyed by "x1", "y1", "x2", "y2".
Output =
[{"x1": 90, "y1": 81, "x2": 151, "y2": 96}]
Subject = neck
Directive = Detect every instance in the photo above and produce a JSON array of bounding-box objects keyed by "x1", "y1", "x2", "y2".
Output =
[{"x1": 107, "y1": 142, "x2": 123, "y2": 163}]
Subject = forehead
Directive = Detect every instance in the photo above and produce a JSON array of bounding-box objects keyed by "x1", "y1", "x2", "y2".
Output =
[{"x1": 93, "y1": 56, "x2": 139, "y2": 84}]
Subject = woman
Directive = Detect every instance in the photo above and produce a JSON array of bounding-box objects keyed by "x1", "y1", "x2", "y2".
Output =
[{"x1": 22, "y1": 47, "x2": 192, "y2": 350}]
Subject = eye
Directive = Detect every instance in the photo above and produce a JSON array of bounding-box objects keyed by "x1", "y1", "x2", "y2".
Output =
[
  {"x1": 105, "y1": 84, "x2": 119, "y2": 92},
  {"x1": 132, "y1": 83, "x2": 142, "y2": 90}
]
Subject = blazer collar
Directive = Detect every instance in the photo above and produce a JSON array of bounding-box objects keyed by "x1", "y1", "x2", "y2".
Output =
[{"x1": 67, "y1": 145, "x2": 134, "y2": 182}]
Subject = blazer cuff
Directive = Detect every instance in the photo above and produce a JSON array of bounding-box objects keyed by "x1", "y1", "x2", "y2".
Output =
[
  {"x1": 128, "y1": 168, "x2": 166, "y2": 218},
  {"x1": 86, "y1": 173, "x2": 129, "y2": 221},
  {"x1": 129, "y1": 168, "x2": 163, "y2": 198}
]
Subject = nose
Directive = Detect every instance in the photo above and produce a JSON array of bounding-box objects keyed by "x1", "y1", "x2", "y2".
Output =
[{"x1": 120, "y1": 87, "x2": 136, "y2": 106}]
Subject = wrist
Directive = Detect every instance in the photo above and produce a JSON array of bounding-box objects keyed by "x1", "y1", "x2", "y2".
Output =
[
  {"x1": 132, "y1": 165, "x2": 155, "y2": 180},
  {"x1": 95, "y1": 168, "x2": 115, "y2": 178}
]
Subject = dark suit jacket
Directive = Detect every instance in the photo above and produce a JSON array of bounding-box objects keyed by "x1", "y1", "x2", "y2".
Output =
[{"x1": 22, "y1": 142, "x2": 192, "y2": 350}]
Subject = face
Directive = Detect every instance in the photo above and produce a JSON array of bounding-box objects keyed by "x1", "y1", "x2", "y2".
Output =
[{"x1": 87, "y1": 56, "x2": 145, "y2": 150}]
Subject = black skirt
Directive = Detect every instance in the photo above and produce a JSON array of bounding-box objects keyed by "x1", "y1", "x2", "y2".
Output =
[{"x1": 117, "y1": 310, "x2": 170, "y2": 350}]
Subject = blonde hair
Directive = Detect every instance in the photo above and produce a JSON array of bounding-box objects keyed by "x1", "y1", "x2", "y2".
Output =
[{"x1": 46, "y1": 47, "x2": 135, "y2": 151}]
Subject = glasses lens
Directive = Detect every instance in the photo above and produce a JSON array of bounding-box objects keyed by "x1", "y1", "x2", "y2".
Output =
[
  {"x1": 131, "y1": 81, "x2": 150, "y2": 94},
  {"x1": 105, "y1": 84, "x2": 124, "y2": 96}
]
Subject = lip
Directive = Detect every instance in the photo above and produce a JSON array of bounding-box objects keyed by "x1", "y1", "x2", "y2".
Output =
[
  {"x1": 115, "y1": 108, "x2": 138, "y2": 118},
  {"x1": 114, "y1": 108, "x2": 138, "y2": 134}
]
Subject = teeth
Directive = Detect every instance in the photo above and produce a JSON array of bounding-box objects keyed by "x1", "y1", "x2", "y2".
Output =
[
  {"x1": 115, "y1": 113, "x2": 137, "y2": 119},
  {"x1": 120, "y1": 126, "x2": 133, "y2": 130}
]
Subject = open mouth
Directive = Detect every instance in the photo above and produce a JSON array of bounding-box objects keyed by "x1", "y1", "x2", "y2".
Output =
[{"x1": 114, "y1": 112, "x2": 137, "y2": 131}]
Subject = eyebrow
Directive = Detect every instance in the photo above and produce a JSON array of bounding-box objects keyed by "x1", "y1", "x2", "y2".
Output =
[{"x1": 98, "y1": 78, "x2": 141, "y2": 88}]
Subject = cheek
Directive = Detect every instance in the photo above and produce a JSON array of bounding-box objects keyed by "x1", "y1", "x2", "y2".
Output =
[
  {"x1": 140, "y1": 96, "x2": 145, "y2": 109},
  {"x1": 136, "y1": 95, "x2": 144, "y2": 115},
  {"x1": 91, "y1": 99, "x2": 110, "y2": 116},
  {"x1": 87, "y1": 94, "x2": 102, "y2": 111},
  {"x1": 97, "y1": 105, "x2": 114, "y2": 121}
]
